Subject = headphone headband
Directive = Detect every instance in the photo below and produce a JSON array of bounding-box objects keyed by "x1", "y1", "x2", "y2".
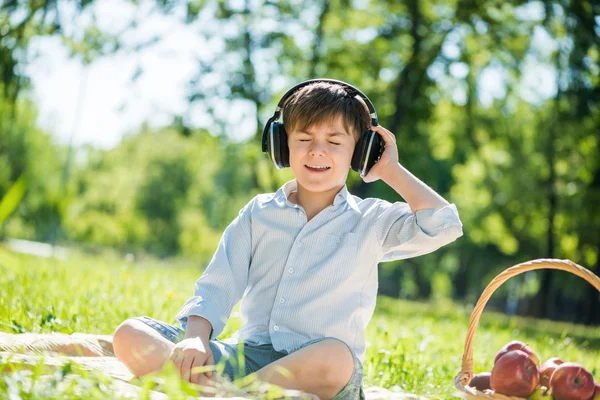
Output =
[{"x1": 272, "y1": 78, "x2": 379, "y2": 127}]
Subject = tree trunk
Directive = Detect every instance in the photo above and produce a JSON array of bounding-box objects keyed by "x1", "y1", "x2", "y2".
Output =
[
  {"x1": 309, "y1": 0, "x2": 330, "y2": 77},
  {"x1": 530, "y1": 30, "x2": 562, "y2": 319},
  {"x1": 389, "y1": 0, "x2": 421, "y2": 136},
  {"x1": 543, "y1": 120, "x2": 557, "y2": 319},
  {"x1": 528, "y1": 123, "x2": 557, "y2": 320}
]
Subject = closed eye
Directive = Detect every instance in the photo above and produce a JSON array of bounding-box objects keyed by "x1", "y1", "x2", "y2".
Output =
[{"x1": 297, "y1": 138, "x2": 341, "y2": 145}]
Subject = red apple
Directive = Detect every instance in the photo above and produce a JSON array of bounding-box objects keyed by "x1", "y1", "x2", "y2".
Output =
[
  {"x1": 540, "y1": 357, "x2": 564, "y2": 387},
  {"x1": 550, "y1": 362, "x2": 595, "y2": 400},
  {"x1": 495, "y1": 340, "x2": 541, "y2": 366},
  {"x1": 490, "y1": 350, "x2": 540, "y2": 397},
  {"x1": 592, "y1": 382, "x2": 600, "y2": 400},
  {"x1": 469, "y1": 372, "x2": 491, "y2": 391}
]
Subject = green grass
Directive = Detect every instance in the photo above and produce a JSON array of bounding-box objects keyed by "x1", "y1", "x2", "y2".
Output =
[{"x1": 1, "y1": 246, "x2": 599, "y2": 399}]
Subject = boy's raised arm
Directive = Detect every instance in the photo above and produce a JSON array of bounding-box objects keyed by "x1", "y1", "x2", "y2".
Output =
[
  {"x1": 380, "y1": 161, "x2": 449, "y2": 212},
  {"x1": 362, "y1": 125, "x2": 449, "y2": 212},
  {"x1": 363, "y1": 125, "x2": 463, "y2": 262}
]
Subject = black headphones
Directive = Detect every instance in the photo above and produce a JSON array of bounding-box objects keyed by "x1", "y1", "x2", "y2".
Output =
[{"x1": 261, "y1": 78, "x2": 384, "y2": 176}]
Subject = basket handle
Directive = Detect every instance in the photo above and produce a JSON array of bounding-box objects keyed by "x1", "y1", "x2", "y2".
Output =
[{"x1": 455, "y1": 258, "x2": 600, "y2": 388}]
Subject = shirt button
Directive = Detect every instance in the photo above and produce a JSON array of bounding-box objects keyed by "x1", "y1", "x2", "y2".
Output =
[
  {"x1": 273, "y1": 325, "x2": 279, "y2": 331},
  {"x1": 288, "y1": 268, "x2": 294, "y2": 274},
  {"x1": 279, "y1": 298, "x2": 285, "y2": 303}
]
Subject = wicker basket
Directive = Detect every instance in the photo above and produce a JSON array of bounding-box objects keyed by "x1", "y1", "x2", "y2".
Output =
[{"x1": 454, "y1": 258, "x2": 600, "y2": 400}]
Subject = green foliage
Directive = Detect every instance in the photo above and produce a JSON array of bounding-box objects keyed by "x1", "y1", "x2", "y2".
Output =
[
  {"x1": 0, "y1": 175, "x2": 27, "y2": 225},
  {"x1": 0, "y1": 93, "x2": 65, "y2": 241},
  {"x1": 63, "y1": 127, "x2": 225, "y2": 259}
]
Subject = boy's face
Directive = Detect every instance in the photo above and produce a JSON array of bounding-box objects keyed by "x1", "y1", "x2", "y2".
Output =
[{"x1": 287, "y1": 114, "x2": 357, "y2": 194}]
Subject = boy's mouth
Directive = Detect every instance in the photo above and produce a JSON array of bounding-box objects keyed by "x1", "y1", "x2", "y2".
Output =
[{"x1": 305, "y1": 164, "x2": 331, "y2": 172}]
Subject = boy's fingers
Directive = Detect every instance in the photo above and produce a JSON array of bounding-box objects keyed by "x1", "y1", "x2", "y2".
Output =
[
  {"x1": 379, "y1": 126, "x2": 397, "y2": 145},
  {"x1": 169, "y1": 347, "x2": 181, "y2": 360},
  {"x1": 181, "y1": 355, "x2": 194, "y2": 382},
  {"x1": 204, "y1": 353, "x2": 215, "y2": 378},
  {"x1": 371, "y1": 126, "x2": 390, "y2": 145},
  {"x1": 171, "y1": 352, "x2": 183, "y2": 368},
  {"x1": 371, "y1": 125, "x2": 396, "y2": 145},
  {"x1": 190, "y1": 359, "x2": 203, "y2": 384}
]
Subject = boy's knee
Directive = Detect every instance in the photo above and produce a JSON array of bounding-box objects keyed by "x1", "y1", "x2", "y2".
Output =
[
  {"x1": 112, "y1": 318, "x2": 177, "y2": 378},
  {"x1": 112, "y1": 318, "x2": 144, "y2": 358},
  {"x1": 312, "y1": 338, "x2": 355, "y2": 393}
]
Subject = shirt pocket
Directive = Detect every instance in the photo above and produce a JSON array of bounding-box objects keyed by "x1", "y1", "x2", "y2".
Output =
[{"x1": 305, "y1": 232, "x2": 360, "y2": 279}]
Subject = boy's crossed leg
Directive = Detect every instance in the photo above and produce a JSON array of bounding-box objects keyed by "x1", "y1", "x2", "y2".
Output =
[
  {"x1": 113, "y1": 318, "x2": 176, "y2": 378},
  {"x1": 251, "y1": 338, "x2": 356, "y2": 400},
  {"x1": 113, "y1": 318, "x2": 221, "y2": 394},
  {"x1": 113, "y1": 319, "x2": 357, "y2": 399}
]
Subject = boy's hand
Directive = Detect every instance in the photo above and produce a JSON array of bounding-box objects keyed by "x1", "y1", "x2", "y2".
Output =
[
  {"x1": 361, "y1": 125, "x2": 398, "y2": 183},
  {"x1": 169, "y1": 336, "x2": 215, "y2": 385}
]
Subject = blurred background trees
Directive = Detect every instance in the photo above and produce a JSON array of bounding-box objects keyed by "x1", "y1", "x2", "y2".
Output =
[{"x1": 1, "y1": 0, "x2": 598, "y2": 324}]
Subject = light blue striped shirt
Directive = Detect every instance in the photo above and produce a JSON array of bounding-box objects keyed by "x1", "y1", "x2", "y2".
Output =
[{"x1": 176, "y1": 179, "x2": 463, "y2": 360}]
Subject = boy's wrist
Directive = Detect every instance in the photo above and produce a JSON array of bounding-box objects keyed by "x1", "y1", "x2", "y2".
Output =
[
  {"x1": 379, "y1": 161, "x2": 402, "y2": 185},
  {"x1": 184, "y1": 315, "x2": 213, "y2": 342}
]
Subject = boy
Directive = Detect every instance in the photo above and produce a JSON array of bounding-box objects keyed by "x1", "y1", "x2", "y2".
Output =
[{"x1": 113, "y1": 80, "x2": 463, "y2": 400}]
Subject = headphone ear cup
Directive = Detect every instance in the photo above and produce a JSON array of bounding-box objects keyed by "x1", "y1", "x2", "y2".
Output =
[
  {"x1": 262, "y1": 116, "x2": 275, "y2": 153},
  {"x1": 351, "y1": 133, "x2": 369, "y2": 173},
  {"x1": 269, "y1": 122, "x2": 290, "y2": 169},
  {"x1": 279, "y1": 127, "x2": 290, "y2": 167},
  {"x1": 351, "y1": 130, "x2": 384, "y2": 176},
  {"x1": 272, "y1": 122, "x2": 282, "y2": 168}
]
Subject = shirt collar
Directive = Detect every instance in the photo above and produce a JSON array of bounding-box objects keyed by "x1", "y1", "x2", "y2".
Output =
[{"x1": 270, "y1": 179, "x2": 360, "y2": 213}]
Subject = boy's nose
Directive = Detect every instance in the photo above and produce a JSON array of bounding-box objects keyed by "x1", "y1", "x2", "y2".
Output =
[{"x1": 308, "y1": 141, "x2": 327, "y2": 156}]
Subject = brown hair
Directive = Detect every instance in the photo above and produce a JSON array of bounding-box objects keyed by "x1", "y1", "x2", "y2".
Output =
[{"x1": 282, "y1": 82, "x2": 371, "y2": 141}]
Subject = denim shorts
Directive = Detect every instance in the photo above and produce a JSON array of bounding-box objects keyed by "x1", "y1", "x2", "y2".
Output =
[{"x1": 135, "y1": 316, "x2": 364, "y2": 399}]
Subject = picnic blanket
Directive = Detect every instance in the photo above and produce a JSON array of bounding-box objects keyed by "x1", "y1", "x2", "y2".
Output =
[{"x1": 0, "y1": 332, "x2": 428, "y2": 399}]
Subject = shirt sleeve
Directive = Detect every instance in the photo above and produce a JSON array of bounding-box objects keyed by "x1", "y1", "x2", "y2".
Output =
[
  {"x1": 374, "y1": 200, "x2": 463, "y2": 262},
  {"x1": 175, "y1": 197, "x2": 254, "y2": 339}
]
